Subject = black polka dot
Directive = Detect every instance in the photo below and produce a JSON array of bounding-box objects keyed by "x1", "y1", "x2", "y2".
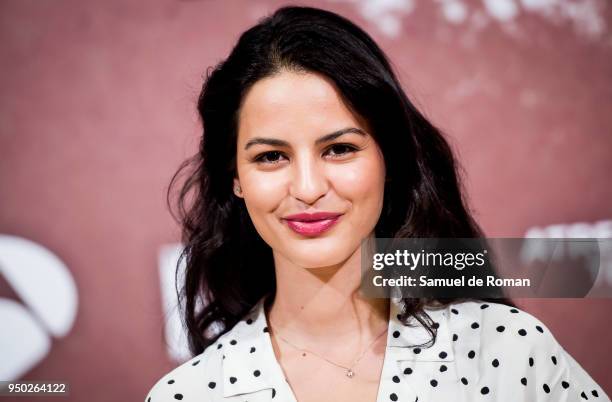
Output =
[
  {"x1": 147, "y1": 398, "x2": 151, "y2": 402},
  {"x1": 510, "y1": 308, "x2": 519, "y2": 313},
  {"x1": 439, "y1": 364, "x2": 447, "y2": 372},
  {"x1": 229, "y1": 377, "x2": 237, "y2": 384},
  {"x1": 208, "y1": 382, "x2": 216, "y2": 389},
  {"x1": 192, "y1": 360, "x2": 200, "y2": 366},
  {"x1": 492, "y1": 359, "x2": 499, "y2": 367},
  {"x1": 468, "y1": 350, "x2": 475, "y2": 359},
  {"x1": 246, "y1": 318, "x2": 253, "y2": 324},
  {"x1": 404, "y1": 367, "x2": 413, "y2": 375},
  {"x1": 263, "y1": 326, "x2": 269, "y2": 333},
  {"x1": 390, "y1": 393, "x2": 398, "y2": 401},
  {"x1": 439, "y1": 351, "x2": 448, "y2": 359},
  {"x1": 431, "y1": 379, "x2": 438, "y2": 387},
  {"x1": 543, "y1": 384, "x2": 550, "y2": 393},
  {"x1": 529, "y1": 357, "x2": 534, "y2": 367},
  {"x1": 536, "y1": 325, "x2": 543, "y2": 333},
  {"x1": 496, "y1": 326, "x2": 505, "y2": 332},
  {"x1": 167, "y1": 379, "x2": 175, "y2": 384},
  {"x1": 581, "y1": 391, "x2": 588, "y2": 399},
  {"x1": 272, "y1": 388, "x2": 276, "y2": 398},
  {"x1": 481, "y1": 387, "x2": 489, "y2": 395},
  {"x1": 521, "y1": 377, "x2": 527, "y2": 386},
  {"x1": 432, "y1": 322, "x2": 440, "y2": 329},
  {"x1": 518, "y1": 329, "x2": 527, "y2": 336},
  {"x1": 451, "y1": 308, "x2": 459, "y2": 315},
  {"x1": 562, "y1": 381, "x2": 570, "y2": 389},
  {"x1": 461, "y1": 377, "x2": 468, "y2": 385},
  {"x1": 392, "y1": 375, "x2": 400, "y2": 383},
  {"x1": 453, "y1": 334, "x2": 458, "y2": 341},
  {"x1": 471, "y1": 322, "x2": 480, "y2": 329},
  {"x1": 396, "y1": 313, "x2": 402, "y2": 321},
  {"x1": 230, "y1": 339, "x2": 237, "y2": 345},
  {"x1": 250, "y1": 346, "x2": 256, "y2": 353},
  {"x1": 222, "y1": 355, "x2": 225, "y2": 359},
  {"x1": 551, "y1": 356, "x2": 557, "y2": 365},
  {"x1": 393, "y1": 330, "x2": 401, "y2": 338},
  {"x1": 592, "y1": 390, "x2": 599, "y2": 397},
  {"x1": 217, "y1": 344, "x2": 223, "y2": 349},
  {"x1": 481, "y1": 304, "x2": 489, "y2": 309},
  {"x1": 413, "y1": 348, "x2": 421, "y2": 354},
  {"x1": 253, "y1": 370, "x2": 261, "y2": 377},
  {"x1": 174, "y1": 394, "x2": 183, "y2": 401}
]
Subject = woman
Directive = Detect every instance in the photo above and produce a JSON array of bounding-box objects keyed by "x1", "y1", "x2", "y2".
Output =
[{"x1": 146, "y1": 6, "x2": 608, "y2": 402}]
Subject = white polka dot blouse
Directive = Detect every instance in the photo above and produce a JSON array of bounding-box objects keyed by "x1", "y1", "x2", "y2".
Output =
[{"x1": 145, "y1": 297, "x2": 609, "y2": 401}]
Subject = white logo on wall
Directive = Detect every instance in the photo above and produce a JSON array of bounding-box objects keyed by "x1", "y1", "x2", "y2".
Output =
[
  {"x1": 522, "y1": 219, "x2": 612, "y2": 288},
  {"x1": 158, "y1": 244, "x2": 190, "y2": 363},
  {"x1": 158, "y1": 244, "x2": 210, "y2": 363},
  {"x1": 326, "y1": 0, "x2": 606, "y2": 40},
  {"x1": 0, "y1": 235, "x2": 78, "y2": 380}
]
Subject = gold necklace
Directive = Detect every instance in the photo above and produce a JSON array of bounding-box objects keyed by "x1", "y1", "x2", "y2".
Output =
[{"x1": 269, "y1": 319, "x2": 388, "y2": 378}]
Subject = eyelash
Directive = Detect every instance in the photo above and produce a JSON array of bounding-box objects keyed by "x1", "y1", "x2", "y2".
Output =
[{"x1": 252, "y1": 143, "x2": 360, "y2": 164}]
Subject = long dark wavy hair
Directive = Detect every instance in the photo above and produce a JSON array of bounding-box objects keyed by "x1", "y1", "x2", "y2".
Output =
[{"x1": 167, "y1": 6, "x2": 512, "y2": 356}]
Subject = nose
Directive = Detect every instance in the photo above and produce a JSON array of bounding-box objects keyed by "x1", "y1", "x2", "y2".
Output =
[{"x1": 289, "y1": 153, "x2": 329, "y2": 205}]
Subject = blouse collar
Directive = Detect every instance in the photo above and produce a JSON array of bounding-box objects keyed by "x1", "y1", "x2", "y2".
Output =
[{"x1": 220, "y1": 294, "x2": 455, "y2": 398}]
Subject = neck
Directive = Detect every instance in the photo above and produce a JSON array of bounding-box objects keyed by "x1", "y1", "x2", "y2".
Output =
[{"x1": 266, "y1": 238, "x2": 389, "y2": 350}]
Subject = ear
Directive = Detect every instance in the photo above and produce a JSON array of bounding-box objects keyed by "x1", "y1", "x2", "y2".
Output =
[{"x1": 233, "y1": 178, "x2": 243, "y2": 198}]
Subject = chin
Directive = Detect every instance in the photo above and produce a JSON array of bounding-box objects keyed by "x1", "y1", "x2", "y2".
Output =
[
  {"x1": 283, "y1": 239, "x2": 358, "y2": 269},
  {"x1": 292, "y1": 257, "x2": 348, "y2": 270}
]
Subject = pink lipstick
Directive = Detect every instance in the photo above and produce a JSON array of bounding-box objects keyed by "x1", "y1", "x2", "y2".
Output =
[{"x1": 282, "y1": 211, "x2": 343, "y2": 237}]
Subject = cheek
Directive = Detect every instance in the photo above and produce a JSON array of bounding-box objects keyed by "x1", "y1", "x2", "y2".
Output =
[
  {"x1": 241, "y1": 169, "x2": 286, "y2": 214},
  {"x1": 331, "y1": 155, "x2": 385, "y2": 207}
]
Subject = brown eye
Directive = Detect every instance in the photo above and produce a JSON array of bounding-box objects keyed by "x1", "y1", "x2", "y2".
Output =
[
  {"x1": 254, "y1": 151, "x2": 286, "y2": 164},
  {"x1": 325, "y1": 143, "x2": 359, "y2": 158}
]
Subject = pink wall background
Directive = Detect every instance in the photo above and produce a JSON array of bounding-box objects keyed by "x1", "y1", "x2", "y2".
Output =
[{"x1": 0, "y1": 0, "x2": 611, "y2": 400}]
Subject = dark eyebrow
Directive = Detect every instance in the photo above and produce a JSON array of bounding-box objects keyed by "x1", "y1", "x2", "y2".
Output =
[{"x1": 244, "y1": 127, "x2": 367, "y2": 150}]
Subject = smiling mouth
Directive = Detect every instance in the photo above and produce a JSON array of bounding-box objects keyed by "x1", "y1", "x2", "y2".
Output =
[{"x1": 282, "y1": 214, "x2": 343, "y2": 237}]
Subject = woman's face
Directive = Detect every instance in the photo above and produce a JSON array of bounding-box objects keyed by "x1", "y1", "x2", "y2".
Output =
[{"x1": 234, "y1": 70, "x2": 386, "y2": 268}]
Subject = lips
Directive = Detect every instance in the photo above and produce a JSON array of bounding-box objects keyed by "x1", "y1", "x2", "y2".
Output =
[{"x1": 282, "y1": 212, "x2": 343, "y2": 236}]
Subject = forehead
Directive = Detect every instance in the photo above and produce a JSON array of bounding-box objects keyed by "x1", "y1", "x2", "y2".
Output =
[{"x1": 237, "y1": 70, "x2": 363, "y2": 141}]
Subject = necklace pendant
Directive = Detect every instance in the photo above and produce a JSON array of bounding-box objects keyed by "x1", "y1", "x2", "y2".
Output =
[{"x1": 346, "y1": 369, "x2": 355, "y2": 378}]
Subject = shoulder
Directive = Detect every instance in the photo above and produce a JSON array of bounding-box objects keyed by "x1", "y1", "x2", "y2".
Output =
[
  {"x1": 447, "y1": 300, "x2": 609, "y2": 400},
  {"x1": 448, "y1": 300, "x2": 565, "y2": 366},
  {"x1": 449, "y1": 300, "x2": 556, "y2": 347},
  {"x1": 144, "y1": 329, "x2": 236, "y2": 402}
]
